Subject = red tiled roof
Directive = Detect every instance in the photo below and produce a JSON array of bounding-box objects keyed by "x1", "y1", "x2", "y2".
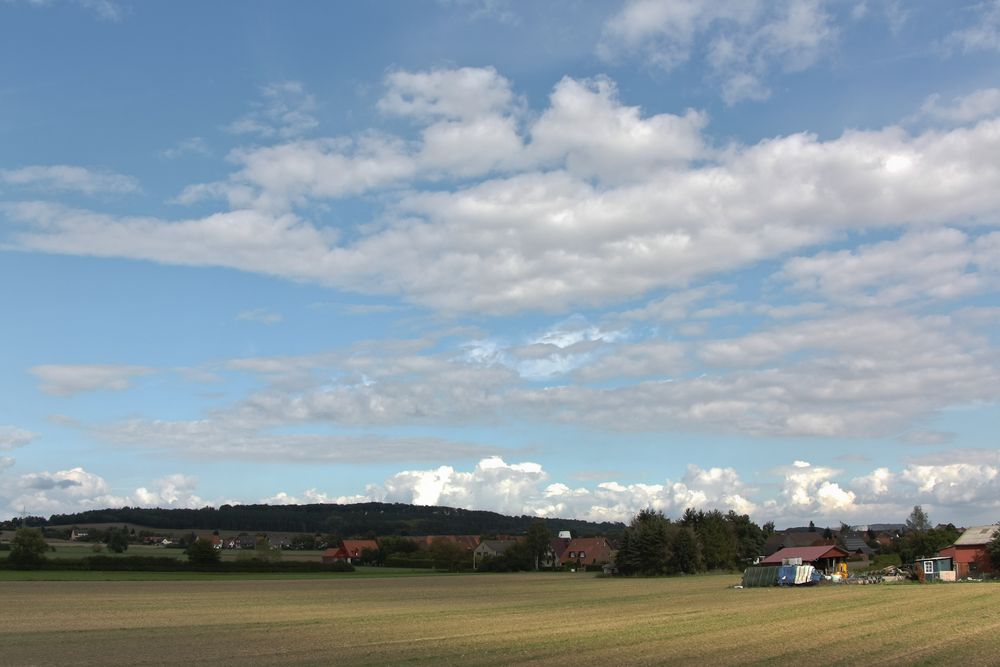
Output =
[
  {"x1": 760, "y1": 545, "x2": 849, "y2": 564},
  {"x1": 340, "y1": 539, "x2": 379, "y2": 557},
  {"x1": 561, "y1": 538, "x2": 613, "y2": 565}
]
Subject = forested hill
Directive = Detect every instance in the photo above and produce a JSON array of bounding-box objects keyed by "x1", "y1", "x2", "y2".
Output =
[{"x1": 43, "y1": 502, "x2": 624, "y2": 537}]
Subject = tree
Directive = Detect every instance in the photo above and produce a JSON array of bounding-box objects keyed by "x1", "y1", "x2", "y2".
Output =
[
  {"x1": 808, "y1": 520, "x2": 816, "y2": 533},
  {"x1": 525, "y1": 519, "x2": 551, "y2": 570},
  {"x1": 822, "y1": 526, "x2": 833, "y2": 540},
  {"x1": 106, "y1": 528, "x2": 129, "y2": 553},
  {"x1": 906, "y1": 505, "x2": 931, "y2": 533},
  {"x1": 669, "y1": 527, "x2": 703, "y2": 574},
  {"x1": 616, "y1": 509, "x2": 671, "y2": 576},
  {"x1": 185, "y1": 538, "x2": 221, "y2": 565},
  {"x1": 429, "y1": 538, "x2": 468, "y2": 572},
  {"x1": 8, "y1": 528, "x2": 49, "y2": 569},
  {"x1": 987, "y1": 526, "x2": 1000, "y2": 571}
]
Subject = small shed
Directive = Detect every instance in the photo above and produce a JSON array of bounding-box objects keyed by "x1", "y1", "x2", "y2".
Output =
[{"x1": 915, "y1": 555, "x2": 956, "y2": 582}]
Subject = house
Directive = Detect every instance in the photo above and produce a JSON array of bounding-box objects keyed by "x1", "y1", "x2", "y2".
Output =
[
  {"x1": 472, "y1": 539, "x2": 520, "y2": 569},
  {"x1": 559, "y1": 538, "x2": 614, "y2": 568},
  {"x1": 915, "y1": 555, "x2": 956, "y2": 582},
  {"x1": 938, "y1": 525, "x2": 998, "y2": 579},
  {"x1": 322, "y1": 539, "x2": 379, "y2": 564},
  {"x1": 547, "y1": 537, "x2": 571, "y2": 566},
  {"x1": 841, "y1": 532, "x2": 877, "y2": 559},
  {"x1": 70, "y1": 529, "x2": 89, "y2": 541},
  {"x1": 760, "y1": 545, "x2": 850, "y2": 574}
]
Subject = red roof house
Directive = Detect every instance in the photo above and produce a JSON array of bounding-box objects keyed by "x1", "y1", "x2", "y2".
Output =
[
  {"x1": 322, "y1": 539, "x2": 379, "y2": 564},
  {"x1": 938, "y1": 525, "x2": 998, "y2": 579},
  {"x1": 559, "y1": 538, "x2": 613, "y2": 567}
]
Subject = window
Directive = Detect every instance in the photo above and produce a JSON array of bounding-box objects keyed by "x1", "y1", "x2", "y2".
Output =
[
  {"x1": 579, "y1": 552, "x2": 586, "y2": 559},
  {"x1": 923, "y1": 560, "x2": 934, "y2": 574}
]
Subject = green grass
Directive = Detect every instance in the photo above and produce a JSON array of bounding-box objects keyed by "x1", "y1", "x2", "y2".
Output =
[{"x1": 1, "y1": 573, "x2": 998, "y2": 665}]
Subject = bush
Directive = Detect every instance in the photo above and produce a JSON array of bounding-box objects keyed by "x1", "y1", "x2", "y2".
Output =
[{"x1": 7, "y1": 528, "x2": 49, "y2": 569}]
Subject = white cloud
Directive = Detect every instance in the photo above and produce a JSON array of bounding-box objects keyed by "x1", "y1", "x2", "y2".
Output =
[
  {"x1": 378, "y1": 66, "x2": 517, "y2": 121},
  {"x1": 0, "y1": 165, "x2": 138, "y2": 195},
  {"x1": 0, "y1": 457, "x2": 14, "y2": 472},
  {"x1": 362, "y1": 457, "x2": 755, "y2": 522},
  {"x1": 599, "y1": 0, "x2": 838, "y2": 103},
  {"x1": 0, "y1": 468, "x2": 205, "y2": 518},
  {"x1": 0, "y1": 425, "x2": 37, "y2": 450},
  {"x1": 7, "y1": 73, "x2": 1000, "y2": 316},
  {"x1": 30, "y1": 364, "x2": 154, "y2": 396},
  {"x1": 132, "y1": 473, "x2": 204, "y2": 508},
  {"x1": 779, "y1": 229, "x2": 1000, "y2": 306}
]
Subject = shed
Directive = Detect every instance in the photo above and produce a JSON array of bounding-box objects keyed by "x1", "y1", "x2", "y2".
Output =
[
  {"x1": 915, "y1": 555, "x2": 956, "y2": 582},
  {"x1": 760, "y1": 545, "x2": 850, "y2": 574}
]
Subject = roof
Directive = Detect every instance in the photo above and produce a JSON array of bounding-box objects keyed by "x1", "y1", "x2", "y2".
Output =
[
  {"x1": 340, "y1": 539, "x2": 379, "y2": 556},
  {"x1": 476, "y1": 540, "x2": 519, "y2": 554},
  {"x1": 760, "y1": 545, "x2": 850, "y2": 564},
  {"x1": 953, "y1": 525, "x2": 999, "y2": 547},
  {"x1": 842, "y1": 534, "x2": 876, "y2": 555},
  {"x1": 561, "y1": 538, "x2": 613, "y2": 564}
]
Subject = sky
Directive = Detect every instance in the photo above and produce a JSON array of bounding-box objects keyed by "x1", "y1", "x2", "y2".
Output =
[{"x1": 1, "y1": 0, "x2": 999, "y2": 529}]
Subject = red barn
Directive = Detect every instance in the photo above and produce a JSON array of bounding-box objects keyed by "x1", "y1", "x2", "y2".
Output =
[
  {"x1": 322, "y1": 539, "x2": 379, "y2": 564},
  {"x1": 938, "y1": 525, "x2": 998, "y2": 579}
]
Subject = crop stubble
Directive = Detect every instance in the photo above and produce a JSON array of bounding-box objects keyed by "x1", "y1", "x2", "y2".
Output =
[{"x1": 2, "y1": 573, "x2": 999, "y2": 665}]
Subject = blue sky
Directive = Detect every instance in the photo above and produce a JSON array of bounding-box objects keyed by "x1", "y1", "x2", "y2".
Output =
[{"x1": 1, "y1": 0, "x2": 999, "y2": 528}]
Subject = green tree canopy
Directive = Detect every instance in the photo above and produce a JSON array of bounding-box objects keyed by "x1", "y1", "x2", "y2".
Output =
[
  {"x1": 106, "y1": 527, "x2": 129, "y2": 553},
  {"x1": 987, "y1": 526, "x2": 1000, "y2": 570},
  {"x1": 8, "y1": 528, "x2": 49, "y2": 569},
  {"x1": 185, "y1": 537, "x2": 221, "y2": 565},
  {"x1": 525, "y1": 519, "x2": 551, "y2": 570}
]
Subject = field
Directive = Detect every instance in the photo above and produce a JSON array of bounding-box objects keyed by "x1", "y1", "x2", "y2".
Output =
[{"x1": 2, "y1": 572, "x2": 999, "y2": 666}]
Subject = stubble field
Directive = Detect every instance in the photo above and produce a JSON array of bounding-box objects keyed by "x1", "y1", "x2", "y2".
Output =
[{"x1": 2, "y1": 572, "x2": 999, "y2": 666}]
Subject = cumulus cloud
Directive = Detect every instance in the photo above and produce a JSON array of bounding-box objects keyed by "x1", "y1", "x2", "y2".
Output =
[
  {"x1": 361, "y1": 457, "x2": 756, "y2": 522},
  {"x1": 1, "y1": 468, "x2": 205, "y2": 518},
  {"x1": 599, "y1": 0, "x2": 838, "y2": 103},
  {"x1": 132, "y1": 473, "x2": 204, "y2": 508},
  {"x1": 30, "y1": 364, "x2": 154, "y2": 396},
  {"x1": 0, "y1": 165, "x2": 138, "y2": 195}
]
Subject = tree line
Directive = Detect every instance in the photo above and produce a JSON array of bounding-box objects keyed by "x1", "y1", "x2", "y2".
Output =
[
  {"x1": 615, "y1": 509, "x2": 770, "y2": 575},
  {"x1": 23, "y1": 502, "x2": 623, "y2": 538}
]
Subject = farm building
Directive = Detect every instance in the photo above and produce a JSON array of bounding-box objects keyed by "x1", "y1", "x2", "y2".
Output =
[
  {"x1": 559, "y1": 538, "x2": 614, "y2": 567},
  {"x1": 841, "y1": 532, "x2": 877, "y2": 559},
  {"x1": 322, "y1": 539, "x2": 379, "y2": 564},
  {"x1": 938, "y1": 525, "x2": 998, "y2": 579},
  {"x1": 472, "y1": 539, "x2": 525, "y2": 568},
  {"x1": 760, "y1": 545, "x2": 850, "y2": 574},
  {"x1": 915, "y1": 555, "x2": 956, "y2": 582}
]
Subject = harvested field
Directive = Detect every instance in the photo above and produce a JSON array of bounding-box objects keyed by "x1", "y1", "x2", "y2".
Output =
[{"x1": 2, "y1": 573, "x2": 999, "y2": 665}]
